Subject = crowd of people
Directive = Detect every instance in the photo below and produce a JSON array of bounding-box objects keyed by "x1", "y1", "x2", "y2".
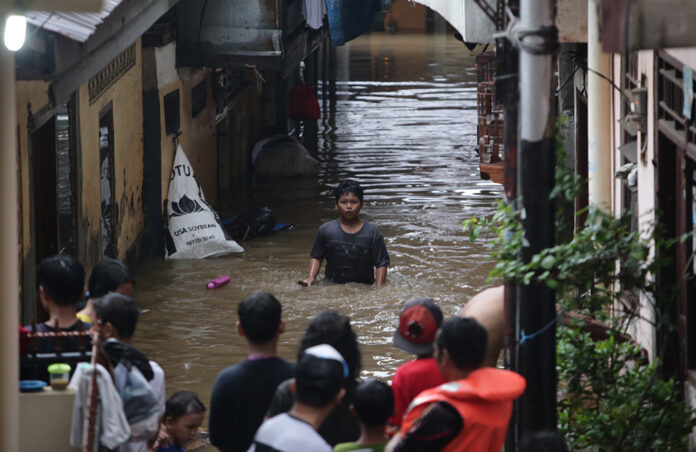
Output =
[{"x1": 19, "y1": 180, "x2": 570, "y2": 451}]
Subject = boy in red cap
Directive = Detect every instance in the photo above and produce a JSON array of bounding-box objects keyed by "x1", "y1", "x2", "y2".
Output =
[{"x1": 388, "y1": 298, "x2": 446, "y2": 428}]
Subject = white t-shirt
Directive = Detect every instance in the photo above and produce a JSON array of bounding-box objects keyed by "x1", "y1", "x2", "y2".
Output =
[
  {"x1": 302, "y1": 0, "x2": 327, "y2": 29},
  {"x1": 249, "y1": 413, "x2": 331, "y2": 452}
]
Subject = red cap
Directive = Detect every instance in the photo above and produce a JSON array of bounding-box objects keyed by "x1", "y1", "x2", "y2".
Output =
[{"x1": 393, "y1": 298, "x2": 443, "y2": 355}]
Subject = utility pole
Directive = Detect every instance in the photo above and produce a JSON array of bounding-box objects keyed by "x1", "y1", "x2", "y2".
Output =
[
  {"x1": 499, "y1": 0, "x2": 520, "y2": 446},
  {"x1": 513, "y1": 0, "x2": 558, "y2": 445}
]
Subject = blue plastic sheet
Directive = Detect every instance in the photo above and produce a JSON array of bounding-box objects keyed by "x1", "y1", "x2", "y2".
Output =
[{"x1": 326, "y1": 0, "x2": 384, "y2": 46}]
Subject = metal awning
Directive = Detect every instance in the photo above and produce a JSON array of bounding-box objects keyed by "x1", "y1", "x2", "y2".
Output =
[{"x1": 25, "y1": 0, "x2": 122, "y2": 42}]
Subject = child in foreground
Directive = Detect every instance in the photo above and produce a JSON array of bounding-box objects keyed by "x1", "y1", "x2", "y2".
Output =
[
  {"x1": 156, "y1": 391, "x2": 206, "y2": 452},
  {"x1": 334, "y1": 379, "x2": 394, "y2": 452},
  {"x1": 303, "y1": 180, "x2": 390, "y2": 287}
]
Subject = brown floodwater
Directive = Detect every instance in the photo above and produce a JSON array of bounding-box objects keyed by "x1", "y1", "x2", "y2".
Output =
[{"x1": 132, "y1": 31, "x2": 502, "y2": 446}]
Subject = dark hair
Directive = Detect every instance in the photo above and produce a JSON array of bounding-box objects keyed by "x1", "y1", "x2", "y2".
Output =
[
  {"x1": 238, "y1": 292, "x2": 282, "y2": 344},
  {"x1": 299, "y1": 310, "x2": 361, "y2": 383},
  {"x1": 436, "y1": 317, "x2": 487, "y2": 371},
  {"x1": 353, "y1": 379, "x2": 394, "y2": 427},
  {"x1": 88, "y1": 258, "x2": 134, "y2": 298},
  {"x1": 93, "y1": 293, "x2": 139, "y2": 339},
  {"x1": 334, "y1": 180, "x2": 364, "y2": 202},
  {"x1": 295, "y1": 353, "x2": 345, "y2": 407},
  {"x1": 519, "y1": 431, "x2": 569, "y2": 452},
  {"x1": 164, "y1": 391, "x2": 206, "y2": 420},
  {"x1": 37, "y1": 255, "x2": 85, "y2": 307}
]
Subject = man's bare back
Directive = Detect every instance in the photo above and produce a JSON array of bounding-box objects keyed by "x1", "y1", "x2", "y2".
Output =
[{"x1": 458, "y1": 285, "x2": 504, "y2": 367}]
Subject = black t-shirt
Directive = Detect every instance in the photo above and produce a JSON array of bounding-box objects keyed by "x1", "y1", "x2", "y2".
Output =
[
  {"x1": 25, "y1": 320, "x2": 91, "y2": 354},
  {"x1": 209, "y1": 357, "x2": 295, "y2": 452},
  {"x1": 310, "y1": 219, "x2": 390, "y2": 284},
  {"x1": 394, "y1": 401, "x2": 463, "y2": 452}
]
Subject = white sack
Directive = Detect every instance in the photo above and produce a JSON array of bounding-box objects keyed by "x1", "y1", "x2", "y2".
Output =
[{"x1": 165, "y1": 144, "x2": 243, "y2": 258}]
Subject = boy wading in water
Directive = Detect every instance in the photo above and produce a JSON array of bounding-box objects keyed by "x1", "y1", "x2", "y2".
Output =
[{"x1": 304, "y1": 180, "x2": 390, "y2": 287}]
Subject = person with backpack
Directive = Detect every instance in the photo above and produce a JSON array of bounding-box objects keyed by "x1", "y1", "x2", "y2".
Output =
[{"x1": 92, "y1": 292, "x2": 165, "y2": 452}]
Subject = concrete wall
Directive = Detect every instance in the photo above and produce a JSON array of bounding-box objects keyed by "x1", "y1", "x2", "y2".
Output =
[
  {"x1": 158, "y1": 71, "x2": 217, "y2": 206},
  {"x1": 77, "y1": 39, "x2": 144, "y2": 271},
  {"x1": 386, "y1": 0, "x2": 427, "y2": 31}
]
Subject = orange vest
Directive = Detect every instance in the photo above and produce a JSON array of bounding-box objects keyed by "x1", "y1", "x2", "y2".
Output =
[{"x1": 401, "y1": 367, "x2": 526, "y2": 452}]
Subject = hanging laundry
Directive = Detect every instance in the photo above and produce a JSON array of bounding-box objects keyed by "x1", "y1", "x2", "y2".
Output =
[
  {"x1": 70, "y1": 363, "x2": 131, "y2": 450},
  {"x1": 303, "y1": 0, "x2": 327, "y2": 29},
  {"x1": 326, "y1": 0, "x2": 384, "y2": 46}
]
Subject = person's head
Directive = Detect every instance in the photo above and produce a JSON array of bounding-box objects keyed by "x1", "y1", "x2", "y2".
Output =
[
  {"x1": 393, "y1": 297, "x2": 443, "y2": 357},
  {"x1": 163, "y1": 391, "x2": 206, "y2": 446},
  {"x1": 88, "y1": 258, "x2": 134, "y2": 299},
  {"x1": 237, "y1": 292, "x2": 285, "y2": 345},
  {"x1": 334, "y1": 180, "x2": 364, "y2": 221},
  {"x1": 37, "y1": 255, "x2": 85, "y2": 308},
  {"x1": 334, "y1": 180, "x2": 364, "y2": 203},
  {"x1": 435, "y1": 317, "x2": 487, "y2": 379},
  {"x1": 293, "y1": 344, "x2": 347, "y2": 408},
  {"x1": 92, "y1": 292, "x2": 139, "y2": 340},
  {"x1": 352, "y1": 379, "x2": 394, "y2": 428},
  {"x1": 299, "y1": 310, "x2": 361, "y2": 383},
  {"x1": 519, "y1": 431, "x2": 569, "y2": 452}
]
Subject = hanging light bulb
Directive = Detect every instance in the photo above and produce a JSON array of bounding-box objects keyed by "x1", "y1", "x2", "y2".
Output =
[{"x1": 4, "y1": 15, "x2": 27, "y2": 52}]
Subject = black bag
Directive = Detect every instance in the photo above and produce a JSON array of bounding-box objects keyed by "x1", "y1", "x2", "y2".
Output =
[{"x1": 225, "y1": 207, "x2": 277, "y2": 241}]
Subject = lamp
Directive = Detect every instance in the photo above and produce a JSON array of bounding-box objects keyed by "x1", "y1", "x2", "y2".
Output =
[{"x1": 4, "y1": 14, "x2": 26, "y2": 51}]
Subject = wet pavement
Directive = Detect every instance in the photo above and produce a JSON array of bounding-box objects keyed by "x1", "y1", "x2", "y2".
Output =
[{"x1": 132, "y1": 31, "x2": 502, "y2": 443}]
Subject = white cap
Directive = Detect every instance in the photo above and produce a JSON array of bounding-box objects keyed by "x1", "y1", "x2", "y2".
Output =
[{"x1": 303, "y1": 344, "x2": 349, "y2": 378}]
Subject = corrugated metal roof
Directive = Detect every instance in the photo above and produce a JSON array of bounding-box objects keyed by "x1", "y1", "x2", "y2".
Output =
[{"x1": 25, "y1": 0, "x2": 123, "y2": 43}]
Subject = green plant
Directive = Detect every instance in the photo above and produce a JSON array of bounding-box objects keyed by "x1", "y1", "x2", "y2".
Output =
[{"x1": 463, "y1": 142, "x2": 696, "y2": 451}]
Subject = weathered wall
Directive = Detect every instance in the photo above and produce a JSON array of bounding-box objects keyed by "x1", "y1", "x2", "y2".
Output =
[
  {"x1": 78, "y1": 39, "x2": 144, "y2": 272},
  {"x1": 158, "y1": 69, "x2": 217, "y2": 206},
  {"x1": 386, "y1": 0, "x2": 427, "y2": 31},
  {"x1": 15, "y1": 81, "x2": 51, "y2": 321}
]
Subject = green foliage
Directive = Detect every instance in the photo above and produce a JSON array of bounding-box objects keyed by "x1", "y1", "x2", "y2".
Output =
[{"x1": 462, "y1": 140, "x2": 696, "y2": 450}]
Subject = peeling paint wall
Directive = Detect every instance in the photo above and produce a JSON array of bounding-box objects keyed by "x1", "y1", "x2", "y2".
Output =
[
  {"x1": 78, "y1": 39, "x2": 145, "y2": 272},
  {"x1": 158, "y1": 70, "x2": 218, "y2": 206}
]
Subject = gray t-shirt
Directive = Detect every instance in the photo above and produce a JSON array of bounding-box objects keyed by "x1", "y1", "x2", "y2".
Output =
[
  {"x1": 310, "y1": 219, "x2": 389, "y2": 284},
  {"x1": 248, "y1": 413, "x2": 331, "y2": 452}
]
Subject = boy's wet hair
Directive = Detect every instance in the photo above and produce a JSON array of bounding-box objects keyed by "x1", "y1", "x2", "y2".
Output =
[
  {"x1": 353, "y1": 379, "x2": 394, "y2": 427},
  {"x1": 238, "y1": 292, "x2": 282, "y2": 344},
  {"x1": 164, "y1": 391, "x2": 206, "y2": 420},
  {"x1": 295, "y1": 352, "x2": 345, "y2": 407},
  {"x1": 334, "y1": 180, "x2": 364, "y2": 202},
  {"x1": 299, "y1": 310, "x2": 361, "y2": 383},
  {"x1": 436, "y1": 317, "x2": 487, "y2": 371},
  {"x1": 37, "y1": 254, "x2": 85, "y2": 307},
  {"x1": 88, "y1": 257, "x2": 134, "y2": 298},
  {"x1": 93, "y1": 292, "x2": 139, "y2": 339}
]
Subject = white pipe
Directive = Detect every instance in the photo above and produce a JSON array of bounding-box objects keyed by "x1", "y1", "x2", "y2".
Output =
[
  {"x1": 0, "y1": 34, "x2": 19, "y2": 452},
  {"x1": 519, "y1": 0, "x2": 554, "y2": 143},
  {"x1": 588, "y1": 0, "x2": 612, "y2": 212}
]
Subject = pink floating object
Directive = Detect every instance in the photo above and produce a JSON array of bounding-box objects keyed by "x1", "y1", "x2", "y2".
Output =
[{"x1": 206, "y1": 275, "x2": 231, "y2": 290}]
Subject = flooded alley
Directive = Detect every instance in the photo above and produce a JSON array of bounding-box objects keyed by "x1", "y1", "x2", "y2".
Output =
[{"x1": 132, "y1": 31, "x2": 503, "y2": 429}]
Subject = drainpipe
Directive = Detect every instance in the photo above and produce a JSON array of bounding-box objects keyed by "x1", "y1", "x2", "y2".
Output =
[
  {"x1": 514, "y1": 0, "x2": 558, "y2": 444},
  {"x1": 588, "y1": 0, "x2": 612, "y2": 212},
  {"x1": 0, "y1": 38, "x2": 20, "y2": 452}
]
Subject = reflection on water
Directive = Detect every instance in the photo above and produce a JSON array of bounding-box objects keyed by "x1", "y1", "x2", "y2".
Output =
[{"x1": 133, "y1": 32, "x2": 502, "y2": 439}]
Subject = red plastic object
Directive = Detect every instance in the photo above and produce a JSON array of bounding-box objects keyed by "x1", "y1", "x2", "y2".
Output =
[
  {"x1": 288, "y1": 81, "x2": 321, "y2": 120},
  {"x1": 206, "y1": 275, "x2": 231, "y2": 290}
]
